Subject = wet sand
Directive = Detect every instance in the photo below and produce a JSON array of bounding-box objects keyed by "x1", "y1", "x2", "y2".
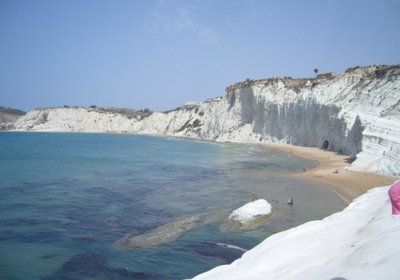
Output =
[{"x1": 262, "y1": 143, "x2": 398, "y2": 203}]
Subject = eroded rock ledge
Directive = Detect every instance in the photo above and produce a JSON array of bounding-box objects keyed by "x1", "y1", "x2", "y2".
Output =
[
  {"x1": 114, "y1": 210, "x2": 231, "y2": 249},
  {"x1": 114, "y1": 200, "x2": 274, "y2": 250}
]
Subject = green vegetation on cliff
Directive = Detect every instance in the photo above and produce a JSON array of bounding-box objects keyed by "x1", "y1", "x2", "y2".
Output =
[{"x1": 0, "y1": 106, "x2": 26, "y2": 116}]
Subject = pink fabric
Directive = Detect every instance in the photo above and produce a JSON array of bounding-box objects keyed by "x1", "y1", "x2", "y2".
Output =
[{"x1": 388, "y1": 181, "x2": 400, "y2": 215}]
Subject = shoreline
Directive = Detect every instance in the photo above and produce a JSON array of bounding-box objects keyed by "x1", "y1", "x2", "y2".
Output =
[{"x1": 261, "y1": 143, "x2": 398, "y2": 203}]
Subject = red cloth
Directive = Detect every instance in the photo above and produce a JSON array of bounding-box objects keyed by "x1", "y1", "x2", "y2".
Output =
[{"x1": 388, "y1": 181, "x2": 400, "y2": 215}]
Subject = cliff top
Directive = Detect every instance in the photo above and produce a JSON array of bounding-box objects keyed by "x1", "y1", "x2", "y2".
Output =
[
  {"x1": 226, "y1": 64, "x2": 400, "y2": 92},
  {"x1": 34, "y1": 106, "x2": 153, "y2": 120},
  {"x1": 0, "y1": 106, "x2": 26, "y2": 125},
  {"x1": 344, "y1": 64, "x2": 400, "y2": 77},
  {"x1": 0, "y1": 106, "x2": 26, "y2": 116}
]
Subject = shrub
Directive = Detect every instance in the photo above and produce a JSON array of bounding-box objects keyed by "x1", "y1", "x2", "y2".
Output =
[
  {"x1": 178, "y1": 119, "x2": 202, "y2": 132},
  {"x1": 193, "y1": 119, "x2": 202, "y2": 127},
  {"x1": 178, "y1": 120, "x2": 191, "y2": 132}
]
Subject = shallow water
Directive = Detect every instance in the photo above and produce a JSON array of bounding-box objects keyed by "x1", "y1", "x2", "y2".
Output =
[{"x1": 0, "y1": 132, "x2": 346, "y2": 279}]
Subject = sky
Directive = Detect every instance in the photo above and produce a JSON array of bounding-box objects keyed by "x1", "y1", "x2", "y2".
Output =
[{"x1": 1, "y1": 0, "x2": 399, "y2": 113}]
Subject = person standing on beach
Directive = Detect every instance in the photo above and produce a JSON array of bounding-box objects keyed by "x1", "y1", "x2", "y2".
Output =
[{"x1": 388, "y1": 181, "x2": 400, "y2": 215}]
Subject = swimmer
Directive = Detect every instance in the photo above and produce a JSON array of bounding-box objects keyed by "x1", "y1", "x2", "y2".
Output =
[{"x1": 252, "y1": 192, "x2": 258, "y2": 202}]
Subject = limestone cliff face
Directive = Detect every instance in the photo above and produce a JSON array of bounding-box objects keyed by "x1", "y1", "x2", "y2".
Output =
[
  {"x1": 134, "y1": 67, "x2": 400, "y2": 177},
  {"x1": 14, "y1": 107, "x2": 137, "y2": 133},
  {"x1": 14, "y1": 66, "x2": 400, "y2": 177}
]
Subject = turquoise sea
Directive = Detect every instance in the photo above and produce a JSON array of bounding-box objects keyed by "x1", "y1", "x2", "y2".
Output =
[{"x1": 0, "y1": 132, "x2": 346, "y2": 280}]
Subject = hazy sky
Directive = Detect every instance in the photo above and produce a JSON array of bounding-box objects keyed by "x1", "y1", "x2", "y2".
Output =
[{"x1": 1, "y1": 0, "x2": 399, "y2": 113}]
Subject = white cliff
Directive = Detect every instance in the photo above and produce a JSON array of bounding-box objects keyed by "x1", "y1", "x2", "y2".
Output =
[
  {"x1": 14, "y1": 107, "x2": 138, "y2": 133},
  {"x1": 136, "y1": 66, "x2": 400, "y2": 177},
  {"x1": 14, "y1": 65, "x2": 400, "y2": 177}
]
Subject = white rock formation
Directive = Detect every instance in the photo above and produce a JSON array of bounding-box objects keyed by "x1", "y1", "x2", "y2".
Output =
[
  {"x1": 14, "y1": 66, "x2": 400, "y2": 176},
  {"x1": 191, "y1": 184, "x2": 400, "y2": 280},
  {"x1": 228, "y1": 199, "x2": 272, "y2": 225},
  {"x1": 14, "y1": 107, "x2": 137, "y2": 133}
]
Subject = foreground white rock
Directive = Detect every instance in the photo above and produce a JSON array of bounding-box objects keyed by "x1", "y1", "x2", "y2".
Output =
[
  {"x1": 228, "y1": 199, "x2": 271, "y2": 225},
  {"x1": 191, "y1": 184, "x2": 400, "y2": 280}
]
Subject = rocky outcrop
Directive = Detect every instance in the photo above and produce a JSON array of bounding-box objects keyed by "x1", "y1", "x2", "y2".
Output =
[
  {"x1": 228, "y1": 199, "x2": 272, "y2": 225},
  {"x1": 114, "y1": 209, "x2": 231, "y2": 249},
  {"x1": 14, "y1": 65, "x2": 400, "y2": 177}
]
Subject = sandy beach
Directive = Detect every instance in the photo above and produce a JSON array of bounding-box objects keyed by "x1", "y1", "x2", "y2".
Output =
[{"x1": 263, "y1": 143, "x2": 398, "y2": 203}]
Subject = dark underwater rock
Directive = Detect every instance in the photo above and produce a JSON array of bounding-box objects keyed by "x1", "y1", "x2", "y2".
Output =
[
  {"x1": 62, "y1": 252, "x2": 108, "y2": 277},
  {"x1": 60, "y1": 252, "x2": 169, "y2": 279}
]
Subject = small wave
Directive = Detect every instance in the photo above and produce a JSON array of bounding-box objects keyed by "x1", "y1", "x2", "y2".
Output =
[
  {"x1": 167, "y1": 137, "x2": 181, "y2": 141},
  {"x1": 209, "y1": 142, "x2": 230, "y2": 147},
  {"x1": 216, "y1": 243, "x2": 248, "y2": 252},
  {"x1": 237, "y1": 156, "x2": 259, "y2": 162},
  {"x1": 249, "y1": 146, "x2": 262, "y2": 152}
]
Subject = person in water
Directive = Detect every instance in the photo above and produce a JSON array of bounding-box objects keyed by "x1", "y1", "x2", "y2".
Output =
[
  {"x1": 252, "y1": 192, "x2": 258, "y2": 202},
  {"x1": 288, "y1": 198, "x2": 294, "y2": 205},
  {"x1": 388, "y1": 181, "x2": 400, "y2": 215}
]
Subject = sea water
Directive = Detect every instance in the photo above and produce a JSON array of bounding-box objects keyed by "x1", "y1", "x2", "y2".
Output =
[{"x1": 0, "y1": 132, "x2": 346, "y2": 279}]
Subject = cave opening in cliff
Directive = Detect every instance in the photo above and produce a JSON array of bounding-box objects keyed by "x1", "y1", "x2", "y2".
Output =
[{"x1": 323, "y1": 140, "x2": 329, "y2": 149}]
